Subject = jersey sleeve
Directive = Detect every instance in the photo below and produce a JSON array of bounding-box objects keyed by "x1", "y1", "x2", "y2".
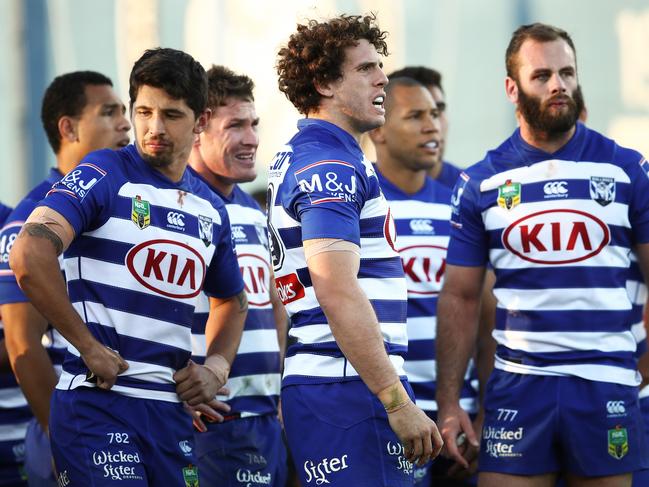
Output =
[
  {"x1": 203, "y1": 206, "x2": 245, "y2": 299},
  {"x1": 285, "y1": 159, "x2": 367, "y2": 245},
  {"x1": 629, "y1": 154, "x2": 649, "y2": 243},
  {"x1": 446, "y1": 172, "x2": 489, "y2": 266},
  {"x1": 38, "y1": 154, "x2": 114, "y2": 237},
  {"x1": 0, "y1": 204, "x2": 34, "y2": 304}
]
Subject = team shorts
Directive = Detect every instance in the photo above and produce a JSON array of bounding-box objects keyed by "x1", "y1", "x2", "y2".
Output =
[
  {"x1": 50, "y1": 388, "x2": 199, "y2": 486},
  {"x1": 23, "y1": 418, "x2": 56, "y2": 486},
  {"x1": 479, "y1": 370, "x2": 649, "y2": 477},
  {"x1": 0, "y1": 436, "x2": 26, "y2": 486},
  {"x1": 193, "y1": 414, "x2": 286, "y2": 486},
  {"x1": 632, "y1": 393, "x2": 649, "y2": 486},
  {"x1": 281, "y1": 379, "x2": 415, "y2": 487}
]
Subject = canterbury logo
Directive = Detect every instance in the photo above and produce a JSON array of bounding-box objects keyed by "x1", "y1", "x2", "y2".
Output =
[
  {"x1": 543, "y1": 181, "x2": 568, "y2": 196},
  {"x1": 409, "y1": 219, "x2": 434, "y2": 234},
  {"x1": 167, "y1": 212, "x2": 185, "y2": 227}
]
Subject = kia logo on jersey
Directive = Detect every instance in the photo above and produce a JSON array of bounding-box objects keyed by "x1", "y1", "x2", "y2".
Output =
[
  {"x1": 397, "y1": 245, "x2": 447, "y2": 295},
  {"x1": 502, "y1": 209, "x2": 610, "y2": 264},
  {"x1": 238, "y1": 254, "x2": 271, "y2": 306},
  {"x1": 125, "y1": 239, "x2": 207, "y2": 298}
]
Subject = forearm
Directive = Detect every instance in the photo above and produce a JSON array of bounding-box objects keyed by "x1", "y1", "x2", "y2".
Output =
[
  {"x1": 2, "y1": 302, "x2": 57, "y2": 429},
  {"x1": 436, "y1": 289, "x2": 481, "y2": 410},
  {"x1": 270, "y1": 283, "x2": 288, "y2": 365},
  {"x1": 0, "y1": 340, "x2": 10, "y2": 373},
  {"x1": 204, "y1": 290, "x2": 248, "y2": 366},
  {"x1": 476, "y1": 270, "x2": 497, "y2": 405},
  {"x1": 9, "y1": 233, "x2": 97, "y2": 355},
  {"x1": 323, "y1": 283, "x2": 400, "y2": 394}
]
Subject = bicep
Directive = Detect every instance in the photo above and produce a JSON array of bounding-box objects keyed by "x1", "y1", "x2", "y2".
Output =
[{"x1": 442, "y1": 264, "x2": 486, "y2": 301}]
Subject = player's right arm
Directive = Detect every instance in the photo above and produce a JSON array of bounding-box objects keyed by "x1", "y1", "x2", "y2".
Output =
[
  {"x1": 9, "y1": 210, "x2": 127, "y2": 389},
  {"x1": 307, "y1": 242, "x2": 443, "y2": 466},
  {"x1": 2, "y1": 302, "x2": 55, "y2": 429}
]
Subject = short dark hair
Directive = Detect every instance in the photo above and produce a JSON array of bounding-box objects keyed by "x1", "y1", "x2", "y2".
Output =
[
  {"x1": 277, "y1": 13, "x2": 388, "y2": 115},
  {"x1": 129, "y1": 48, "x2": 207, "y2": 118},
  {"x1": 41, "y1": 71, "x2": 113, "y2": 154},
  {"x1": 206, "y1": 65, "x2": 255, "y2": 110},
  {"x1": 388, "y1": 66, "x2": 443, "y2": 92},
  {"x1": 384, "y1": 77, "x2": 425, "y2": 114},
  {"x1": 506, "y1": 23, "x2": 577, "y2": 79}
]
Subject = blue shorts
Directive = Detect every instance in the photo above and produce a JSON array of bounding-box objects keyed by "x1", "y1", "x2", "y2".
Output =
[
  {"x1": 480, "y1": 370, "x2": 649, "y2": 477},
  {"x1": 50, "y1": 388, "x2": 198, "y2": 486},
  {"x1": 193, "y1": 414, "x2": 286, "y2": 486},
  {"x1": 282, "y1": 379, "x2": 415, "y2": 487},
  {"x1": 0, "y1": 436, "x2": 26, "y2": 486},
  {"x1": 632, "y1": 394, "x2": 649, "y2": 486},
  {"x1": 23, "y1": 418, "x2": 56, "y2": 487}
]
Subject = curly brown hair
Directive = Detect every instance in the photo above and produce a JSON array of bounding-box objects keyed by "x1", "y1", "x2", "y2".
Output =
[{"x1": 277, "y1": 13, "x2": 388, "y2": 115}]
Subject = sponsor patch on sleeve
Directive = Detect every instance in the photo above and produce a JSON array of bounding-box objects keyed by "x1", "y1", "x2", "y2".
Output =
[
  {"x1": 293, "y1": 160, "x2": 358, "y2": 205},
  {"x1": 49, "y1": 163, "x2": 107, "y2": 201}
]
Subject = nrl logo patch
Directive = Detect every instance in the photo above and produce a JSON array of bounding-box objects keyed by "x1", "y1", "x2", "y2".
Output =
[
  {"x1": 607, "y1": 426, "x2": 629, "y2": 460},
  {"x1": 497, "y1": 180, "x2": 521, "y2": 210},
  {"x1": 182, "y1": 464, "x2": 199, "y2": 487},
  {"x1": 198, "y1": 215, "x2": 213, "y2": 247},
  {"x1": 589, "y1": 176, "x2": 615, "y2": 206},
  {"x1": 131, "y1": 195, "x2": 151, "y2": 230}
]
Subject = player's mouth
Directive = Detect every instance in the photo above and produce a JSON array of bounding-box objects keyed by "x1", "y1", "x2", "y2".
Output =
[
  {"x1": 372, "y1": 94, "x2": 385, "y2": 114},
  {"x1": 420, "y1": 139, "x2": 440, "y2": 154},
  {"x1": 235, "y1": 152, "x2": 256, "y2": 166}
]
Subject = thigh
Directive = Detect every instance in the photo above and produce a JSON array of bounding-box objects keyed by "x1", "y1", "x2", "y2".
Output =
[
  {"x1": 282, "y1": 381, "x2": 414, "y2": 487},
  {"x1": 195, "y1": 415, "x2": 286, "y2": 487},
  {"x1": 478, "y1": 371, "x2": 559, "y2": 476},
  {"x1": 140, "y1": 400, "x2": 198, "y2": 487},
  {"x1": 479, "y1": 472, "x2": 557, "y2": 487},
  {"x1": 49, "y1": 389, "x2": 148, "y2": 486},
  {"x1": 559, "y1": 379, "x2": 649, "y2": 477}
]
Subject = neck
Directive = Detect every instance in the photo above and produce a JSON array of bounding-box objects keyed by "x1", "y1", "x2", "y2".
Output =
[
  {"x1": 428, "y1": 159, "x2": 443, "y2": 180},
  {"x1": 375, "y1": 154, "x2": 427, "y2": 195},
  {"x1": 188, "y1": 158, "x2": 234, "y2": 196},
  {"x1": 56, "y1": 147, "x2": 85, "y2": 176},
  {"x1": 519, "y1": 122, "x2": 576, "y2": 154},
  {"x1": 308, "y1": 109, "x2": 362, "y2": 143}
]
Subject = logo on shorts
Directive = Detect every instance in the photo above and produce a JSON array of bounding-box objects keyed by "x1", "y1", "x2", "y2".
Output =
[
  {"x1": 606, "y1": 401, "x2": 626, "y2": 418},
  {"x1": 92, "y1": 450, "x2": 143, "y2": 481},
  {"x1": 236, "y1": 469, "x2": 272, "y2": 485},
  {"x1": 182, "y1": 465, "x2": 199, "y2": 487},
  {"x1": 608, "y1": 426, "x2": 629, "y2": 459},
  {"x1": 57, "y1": 470, "x2": 70, "y2": 486},
  {"x1": 483, "y1": 426, "x2": 524, "y2": 458},
  {"x1": 303, "y1": 455, "x2": 349, "y2": 485},
  {"x1": 386, "y1": 441, "x2": 414, "y2": 476},
  {"x1": 497, "y1": 180, "x2": 521, "y2": 210},
  {"x1": 131, "y1": 195, "x2": 151, "y2": 230},
  {"x1": 178, "y1": 440, "x2": 192, "y2": 456}
]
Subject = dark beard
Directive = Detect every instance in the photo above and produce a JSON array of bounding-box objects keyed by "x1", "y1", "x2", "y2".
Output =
[
  {"x1": 517, "y1": 82, "x2": 585, "y2": 136},
  {"x1": 141, "y1": 152, "x2": 173, "y2": 169}
]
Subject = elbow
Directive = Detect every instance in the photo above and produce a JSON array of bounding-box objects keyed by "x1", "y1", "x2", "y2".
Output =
[{"x1": 8, "y1": 241, "x2": 38, "y2": 291}]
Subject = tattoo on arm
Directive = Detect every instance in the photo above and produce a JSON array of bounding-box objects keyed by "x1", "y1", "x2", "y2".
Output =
[
  {"x1": 236, "y1": 290, "x2": 248, "y2": 313},
  {"x1": 20, "y1": 223, "x2": 64, "y2": 256}
]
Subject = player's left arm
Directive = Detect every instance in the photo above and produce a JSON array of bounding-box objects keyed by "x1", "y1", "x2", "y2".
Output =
[
  {"x1": 269, "y1": 270, "x2": 288, "y2": 367},
  {"x1": 0, "y1": 339, "x2": 10, "y2": 372},
  {"x1": 174, "y1": 290, "x2": 247, "y2": 406},
  {"x1": 635, "y1": 243, "x2": 649, "y2": 387}
]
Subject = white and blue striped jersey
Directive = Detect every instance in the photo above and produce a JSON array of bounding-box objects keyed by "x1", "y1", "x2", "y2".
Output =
[
  {"x1": 0, "y1": 170, "x2": 70, "y2": 377},
  {"x1": 0, "y1": 203, "x2": 30, "y2": 455},
  {"x1": 39, "y1": 145, "x2": 244, "y2": 402},
  {"x1": 268, "y1": 119, "x2": 408, "y2": 386},
  {"x1": 377, "y1": 170, "x2": 478, "y2": 414},
  {"x1": 191, "y1": 182, "x2": 281, "y2": 417},
  {"x1": 448, "y1": 123, "x2": 649, "y2": 386}
]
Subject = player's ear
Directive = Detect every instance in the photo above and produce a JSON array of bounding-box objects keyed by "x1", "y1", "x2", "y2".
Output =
[
  {"x1": 193, "y1": 109, "x2": 211, "y2": 134},
  {"x1": 59, "y1": 116, "x2": 79, "y2": 143},
  {"x1": 314, "y1": 80, "x2": 334, "y2": 99},
  {"x1": 505, "y1": 76, "x2": 518, "y2": 104}
]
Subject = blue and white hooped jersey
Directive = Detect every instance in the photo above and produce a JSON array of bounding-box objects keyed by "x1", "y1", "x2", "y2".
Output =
[
  {"x1": 39, "y1": 145, "x2": 244, "y2": 402},
  {"x1": 448, "y1": 123, "x2": 649, "y2": 386},
  {"x1": 191, "y1": 182, "x2": 281, "y2": 417},
  {"x1": 268, "y1": 119, "x2": 408, "y2": 386},
  {"x1": 0, "y1": 205, "x2": 31, "y2": 456},
  {"x1": 377, "y1": 170, "x2": 478, "y2": 414},
  {"x1": 0, "y1": 170, "x2": 72, "y2": 376}
]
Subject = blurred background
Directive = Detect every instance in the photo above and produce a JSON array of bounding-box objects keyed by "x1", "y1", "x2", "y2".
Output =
[{"x1": 1, "y1": 0, "x2": 648, "y2": 204}]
